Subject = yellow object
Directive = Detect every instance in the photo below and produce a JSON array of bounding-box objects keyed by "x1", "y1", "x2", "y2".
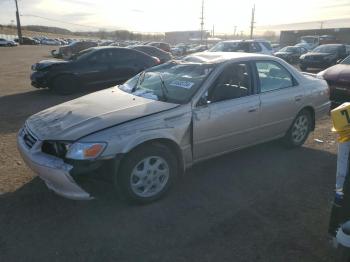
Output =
[{"x1": 331, "y1": 103, "x2": 350, "y2": 142}]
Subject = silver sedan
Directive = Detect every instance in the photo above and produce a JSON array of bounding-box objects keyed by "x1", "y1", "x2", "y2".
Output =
[{"x1": 17, "y1": 52, "x2": 330, "y2": 203}]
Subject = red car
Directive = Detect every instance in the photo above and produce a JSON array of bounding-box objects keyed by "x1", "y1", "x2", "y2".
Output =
[{"x1": 318, "y1": 55, "x2": 350, "y2": 105}]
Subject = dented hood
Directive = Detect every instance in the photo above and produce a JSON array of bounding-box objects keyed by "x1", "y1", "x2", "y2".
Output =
[{"x1": 26, "y1": 87, "x2": 178, "y2": 141}]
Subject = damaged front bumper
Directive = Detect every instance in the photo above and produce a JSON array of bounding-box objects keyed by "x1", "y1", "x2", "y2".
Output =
[{"x1": 17, "y1": 127, "x2": 93, "y2": 200}]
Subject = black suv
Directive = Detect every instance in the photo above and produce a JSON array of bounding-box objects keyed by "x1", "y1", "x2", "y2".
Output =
[
  {"x1": 30, "y1": 47, "x2": 159, "y2": 94},
  {"x1": 299, "y1": 44, "x2": 347, "y2": 71}
]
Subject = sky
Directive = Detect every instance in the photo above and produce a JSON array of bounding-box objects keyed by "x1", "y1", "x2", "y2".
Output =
[{"x1": 0, "y1": 0, "x2": 350, "y2": 34}]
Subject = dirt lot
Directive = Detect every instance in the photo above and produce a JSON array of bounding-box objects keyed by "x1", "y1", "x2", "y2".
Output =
[{"x1": 0, "y1": 46, "x2": 341, "y2": 261}]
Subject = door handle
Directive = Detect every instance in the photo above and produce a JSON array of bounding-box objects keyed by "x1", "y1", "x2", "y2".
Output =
[{"x1": 295, "y1": 95, "x2": 303, "y2": 102}]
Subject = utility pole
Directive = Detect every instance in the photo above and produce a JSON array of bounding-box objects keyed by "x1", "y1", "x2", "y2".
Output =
[
  {"x1": 233, "y1": 25, "x2": 237, "y2": 38},
  {"x1": 200, "y1": 0, "x2": 204, "y2": 44},
  {"x1": 212, "y1": 24, "x2": 215, "y2": 37},
  {"x1": 320, "y1": 21, "x2": 324, "y2": 29},
  {"x1": 250, "y1": 4, "x2": 255, "y2": 39},
  {"x1": 14, "y1": 0, "x2": 23, "y2": 44}
]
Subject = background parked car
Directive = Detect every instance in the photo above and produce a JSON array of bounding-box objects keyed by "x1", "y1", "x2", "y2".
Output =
[
  {"x1": 41, "y1": 38, "x2": 61, "y2": 46},
  {"x1": 14, "y1": 37, "x2": 39, "y2": 45},
  {"x1": 51, "y1": 40, "x2": 98, "y2": 59},
  {"x1": 299, "y1": 44, "x2": 347, "y2": 71},
  {"x1": 0, "y1": 38, "x2": 17, "y2": 47},
  {"x1": 128, "y1": 45, "x2": 172, "y2": 64},
  {"x1": 208, "y1": 40, "x2": 273, "y2": 55},
  {"x1": 318, "y1": 55, "x2": 350, "y2": 105},
  {"x1": 186, "y1": 45, "x2": 208, "y2": 54},
  {"x1": 31, "y1": 47, "x2": 160, "y2": 95},
  {"x1": 147, "y1": 42, "x2": 171, "y2": 52},
  {"x1": 274, "y1": 46, "x2": 308, "y2": 64}
]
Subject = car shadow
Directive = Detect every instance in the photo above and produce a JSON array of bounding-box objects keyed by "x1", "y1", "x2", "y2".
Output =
[
  {"x1": 0, "y1": 142, "x2": 338, "y2": 261},
  {"x1": 0, "y1": 89, "x2": 93, "y2": 134}
]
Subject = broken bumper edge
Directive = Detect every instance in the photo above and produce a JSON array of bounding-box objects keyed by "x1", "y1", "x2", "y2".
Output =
[{"x1": 17, "y1": 131, "x2": 93, "y2": 201}]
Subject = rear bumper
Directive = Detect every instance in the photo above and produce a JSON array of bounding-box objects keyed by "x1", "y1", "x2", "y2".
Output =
[{"x1": 17, "y1": 127, "x2": 93, "y2": 200}]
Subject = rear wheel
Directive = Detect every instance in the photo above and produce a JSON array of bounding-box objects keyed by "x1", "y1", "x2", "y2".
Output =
[
  {"x1": 284, "y1": 110, "x2": 312, "y2": 147},
  {"x1": 50, "y1": 75, "x2": 79, "y2": 95},
  {"x1": 117, "y1": 143, "x2": 177, "y2": 204}
]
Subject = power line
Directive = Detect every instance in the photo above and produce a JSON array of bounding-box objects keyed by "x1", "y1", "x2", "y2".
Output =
[{"x1": 21, "y1": 14, "x2": 104, "y2": 30}]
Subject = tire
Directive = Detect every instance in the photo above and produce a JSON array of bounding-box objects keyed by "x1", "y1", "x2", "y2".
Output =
[
  {"x1": 50, "y1": 75, "x2": 79, "y2": 95},
  {"x1": 284, "y1": 110, "x2": 312, "y2": 147},
  {"x1": 117, "y1": 143, "x2": 178, "y2": 204}
]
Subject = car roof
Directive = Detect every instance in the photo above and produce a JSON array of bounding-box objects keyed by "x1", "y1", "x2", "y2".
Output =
[{"x1": 183, "y1": 52, "x2": 273, "y2": 64}]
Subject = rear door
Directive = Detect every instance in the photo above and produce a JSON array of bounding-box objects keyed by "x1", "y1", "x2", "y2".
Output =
[
  {"x1": 193, "y1": 62, "x2": 261, "y2": 161},
  {"x1": 255, "y1": 60, "x2": 304, "y2": 139}
]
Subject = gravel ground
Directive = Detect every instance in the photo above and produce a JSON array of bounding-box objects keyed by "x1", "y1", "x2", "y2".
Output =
[{"x1": 0, "y1": 46, "x2": 341, "y2": 261}]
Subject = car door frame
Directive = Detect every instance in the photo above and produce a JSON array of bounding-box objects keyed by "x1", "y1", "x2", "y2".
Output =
[
  {"x1": 252, "y1": 59, "x2": 305, "y2": 140},
  {"x1": 191, "y1": 60, "x2": 262, "y2": 162}
]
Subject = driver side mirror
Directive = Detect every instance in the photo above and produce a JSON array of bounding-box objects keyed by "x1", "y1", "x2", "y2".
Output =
[{"x1": 197, "y1": 93, "x2": 211, "y2": 107}]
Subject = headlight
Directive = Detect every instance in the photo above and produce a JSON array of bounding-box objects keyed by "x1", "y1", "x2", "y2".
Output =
[{"x1": 66, "y1": 142, "x2": 107, "y2": 160}]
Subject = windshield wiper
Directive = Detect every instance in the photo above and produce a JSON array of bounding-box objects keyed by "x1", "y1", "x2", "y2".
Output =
[
  {"x1": 157, "y1": 72, "x2": 169, "y2": 102},
  {"x1": 132, "y1": 71, "x2": 146, "y2": 93}
]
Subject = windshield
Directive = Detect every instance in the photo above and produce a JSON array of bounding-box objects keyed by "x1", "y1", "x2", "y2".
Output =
[
  {"x1": 119, "y1": 61, "x2": 214, "y2": 104},
  {"x1": 341, "y1": 55, "x2": 350, "y2": 65},
  {"x1": 280, "y1": 47, "x2": 298, "y2": 53},
  {"x1": 313, "y1": 45, "x2": 339, "y2": 54}
]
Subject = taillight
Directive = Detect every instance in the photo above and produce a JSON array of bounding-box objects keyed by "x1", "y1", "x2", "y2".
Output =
[{"x1": 153, "y1": 57, "x2": 161, "y2": 64}]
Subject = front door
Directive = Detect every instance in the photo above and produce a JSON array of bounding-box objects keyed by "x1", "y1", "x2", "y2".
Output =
[{"x1": 193, "y1": 62, "x2": 261, "y2": 161}]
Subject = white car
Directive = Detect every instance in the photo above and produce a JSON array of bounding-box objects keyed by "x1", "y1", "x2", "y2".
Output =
[
  {"x1": 0, "y1": 38, "x2": 17, "y2": 47},
  {"x1": 209, "y1": 40, "x2": 273, "y2": 55}
]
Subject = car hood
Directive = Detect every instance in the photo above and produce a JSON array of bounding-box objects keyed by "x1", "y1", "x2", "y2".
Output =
[
  {"x1": 33, "y1": 59, "x2": 69, "y2": 70},
  {"x1": 324, "y1": 64, "x2": 350, "y2": 82},
  {"x1": 26, "y1": 87, "x2": 179, "y2": 141}
]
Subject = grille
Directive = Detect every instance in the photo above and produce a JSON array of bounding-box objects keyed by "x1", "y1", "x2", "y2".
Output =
[{"x1": 22, "y1": 126, "x2": 38, "y2": 149}]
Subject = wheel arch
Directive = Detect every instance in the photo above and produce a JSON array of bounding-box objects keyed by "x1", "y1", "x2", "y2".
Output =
[
  {"x1": 49, "y1": 73, "x2": 80, "y2": 89},
  {"x1": 301, "y1": 106, "x2": 315, "y2": 131},
  {"x1": 118, "y1": 138, "x2": 185, "y2": 177}
]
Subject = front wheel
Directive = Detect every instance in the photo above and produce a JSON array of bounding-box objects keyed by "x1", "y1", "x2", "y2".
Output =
[
  {"x1": 284, "y1": 110, "x2": 312, "y2": 147},
  {"x1": 117, "y1": 143, "x2": 178, "y2": 204}
]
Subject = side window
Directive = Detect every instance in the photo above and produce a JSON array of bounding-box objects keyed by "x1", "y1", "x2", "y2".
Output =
[
  {"x1": 256, "y1": 61, "x2": 294, "y2": 93},
  {"x1": 207, "y1": 63, "x2": 252, "y2": 103}
]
